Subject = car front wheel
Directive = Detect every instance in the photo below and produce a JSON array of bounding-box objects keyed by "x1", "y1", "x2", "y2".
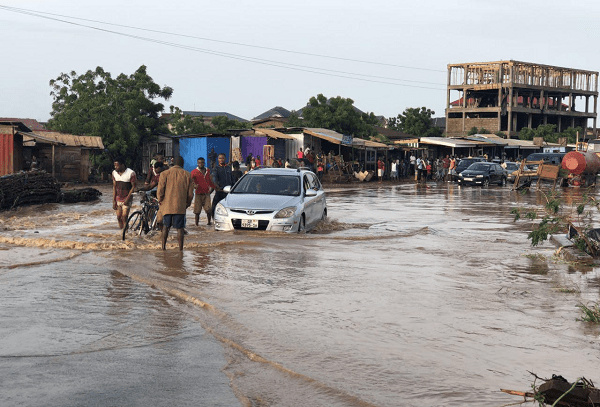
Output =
[
  {"x1": 482, "y1": 178, "x2": 490, "y2": 187},
  {"x1": 499, "y1": 177, "x2": 506, "y2": 186},
  {"x1": 297, "y1": 215, "x2": 306, "y2": 233}
]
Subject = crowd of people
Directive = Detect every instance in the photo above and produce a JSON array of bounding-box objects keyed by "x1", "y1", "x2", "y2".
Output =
[
  {"x1": 375, "y1": 154, "x2": 507, "y2": 184},
  {"x1": 111, "y1": 153, "x2": 255, "y2": 250}
]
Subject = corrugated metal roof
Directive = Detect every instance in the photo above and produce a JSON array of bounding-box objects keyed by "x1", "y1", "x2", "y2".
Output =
[
  {"x1": 303, "y1": 128, "x2": 347, "y2": 145},
  {"x1": 0, "y1": 118, "x2": 46, "y2": 132},
  {"x1": 253, "y1": 128, "x2": 296, "y2": 139},
  {"x1": 21, "y1": 132, "x2": 65, "y2": 145},
  {"x1": 20, "y1": 131, "x2": 104, "y2": 149},
  {"x1": 418, "y1": 137, "x2": 483, "y2": 148}
]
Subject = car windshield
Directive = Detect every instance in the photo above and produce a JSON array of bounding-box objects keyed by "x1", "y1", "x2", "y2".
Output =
[
  {"x1": 231, "y1": 174, "x2": 301, "y2": 196},
  {"x1": 505, "y1": 163, "x2": 519, "y2": 171},
  {"x1": 467, "y1": 163, "x2": 490, "y2": 171}
]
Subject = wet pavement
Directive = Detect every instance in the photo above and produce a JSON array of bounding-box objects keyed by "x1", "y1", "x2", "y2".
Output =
[{"x1": 1, "y1": 181, "x2": 600, "y2": 406}]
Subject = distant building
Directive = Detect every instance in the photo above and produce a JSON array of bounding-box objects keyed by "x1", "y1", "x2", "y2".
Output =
[
  {"x1": 252, "y1": 106, "x2": 292, "y2": 128},
  {"x1": 446, "y1": 60, "x2": 598, "y2": 137}
]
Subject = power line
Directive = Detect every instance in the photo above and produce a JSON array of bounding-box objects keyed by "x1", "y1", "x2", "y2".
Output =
[
  {"x1": 0, "y1": 4, "x2": 446, "y2": 73},
  {"x1": 0, "y1": 5, "x2": 446, "y2": 90}
]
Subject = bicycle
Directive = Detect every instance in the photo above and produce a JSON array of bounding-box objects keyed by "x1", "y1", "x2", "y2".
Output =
[{"x1": 122, "y1": 192, "x2": 160, "y2": 241}]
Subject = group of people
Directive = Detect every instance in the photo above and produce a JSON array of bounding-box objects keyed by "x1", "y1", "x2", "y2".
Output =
[
  {"x1": 112, "y1": 153, "x2": 242, "y2": 251},
  {"x1": 376, "y1": 154, "x2": 466, "y2": 183}
]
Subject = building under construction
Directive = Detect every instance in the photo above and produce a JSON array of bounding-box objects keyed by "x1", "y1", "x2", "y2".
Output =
[{"x1": 446, "y1": 60, "x2": 598, "y2": 138}]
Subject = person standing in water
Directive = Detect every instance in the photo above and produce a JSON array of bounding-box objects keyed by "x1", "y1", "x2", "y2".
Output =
[
  {"x1": 112, "y1": 158, "x2": 136, "y2": 230},
  {"x1": 157, "y1": 156, "x2": 194, "y2": 250}
]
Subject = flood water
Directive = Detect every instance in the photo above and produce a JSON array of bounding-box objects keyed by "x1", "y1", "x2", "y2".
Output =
[{"x1": 1, "y1": 182, "x2": 600, "y2": 406}]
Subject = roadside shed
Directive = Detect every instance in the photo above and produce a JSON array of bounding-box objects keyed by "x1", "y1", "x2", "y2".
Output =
[{"x1": 22, "y1": 131, "x2": 104, "y2": 182}]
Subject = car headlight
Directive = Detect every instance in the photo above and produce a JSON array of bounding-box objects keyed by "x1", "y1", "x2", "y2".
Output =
[
  {"x1": 476, "y1": 174, "x2": 484, "y2": 178},
  {"x1": 274, "y1": 207, "x2": 296, "y2": 219},
  {"x1": 215, "y1": 203, "x2": 228, "y2": 216}
]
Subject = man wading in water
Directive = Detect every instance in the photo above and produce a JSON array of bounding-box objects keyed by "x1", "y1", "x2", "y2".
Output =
[
  {"x1": 157, "y1": 156, "x2": 194, "y2": 250},
  {"x1": 112, "y1": 158, "x2": 137, "y2": 229}
]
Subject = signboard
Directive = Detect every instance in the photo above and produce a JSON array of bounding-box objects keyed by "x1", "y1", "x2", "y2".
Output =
[{"x1": 341, "y1": 134, "x2": 353, "y2": 146}]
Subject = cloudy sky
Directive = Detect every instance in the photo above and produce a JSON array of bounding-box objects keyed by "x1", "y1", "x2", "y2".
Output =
[{"x1": 1, "y1": 0, "x2": 599, "y2": 122}]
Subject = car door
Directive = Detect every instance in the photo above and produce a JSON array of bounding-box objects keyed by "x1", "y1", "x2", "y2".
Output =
[
  {"x1": 309, "y1": 173, "x2": 326, "y2": 224},
  {"x1": 489, "y1": 164, "x2": 500, "y2": 183},
  {"x1": 302, "y1": 174, "x2": 318, "y2": 226}
]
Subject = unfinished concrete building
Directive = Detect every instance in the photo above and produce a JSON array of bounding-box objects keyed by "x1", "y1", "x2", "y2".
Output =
[{"x1": 446, "y1": 60, "x2": 598, "y2": 138}]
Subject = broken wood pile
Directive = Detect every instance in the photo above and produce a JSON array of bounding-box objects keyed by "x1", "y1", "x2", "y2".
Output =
[
  {"x1": 61, "y1": 188, "x2": 102, "y2": 203},
  {"x1": 502, "y1": 374, "x2": 600, "y2": 406},
  {"x1": 0, "y1": 171, "x2": 61, "y2": 210}
]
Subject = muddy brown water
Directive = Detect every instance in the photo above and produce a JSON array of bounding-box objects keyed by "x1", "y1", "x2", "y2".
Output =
[{"x1": 1, "y1": 182, "x2": 600, "y2": 406}]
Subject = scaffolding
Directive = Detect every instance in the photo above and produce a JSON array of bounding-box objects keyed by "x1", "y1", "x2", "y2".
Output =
[{"x1": 446, "y1": 60, "x2": 599, "y2": 138}]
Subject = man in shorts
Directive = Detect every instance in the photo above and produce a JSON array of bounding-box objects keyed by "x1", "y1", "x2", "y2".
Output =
[
  {"x1": 112, "y1": 158, "x2": 137, "y2": 229},
  {"x1": 190, "y1": 157, "x2": 215, "y2": 226},
  {"x1": 157, "y1": 156, "x2": 194, "y2": 250}
]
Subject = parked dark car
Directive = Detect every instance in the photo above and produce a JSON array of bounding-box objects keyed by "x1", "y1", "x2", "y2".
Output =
[
  {"x1": 525, "y1": 152, "x2": 565, "y2": 165},
  {"x1": 453, "y1": 157, "x2": 487, "y2": 180},
  {"x1": 457, "y1": 162, "x2": 507, "y2": 186}
]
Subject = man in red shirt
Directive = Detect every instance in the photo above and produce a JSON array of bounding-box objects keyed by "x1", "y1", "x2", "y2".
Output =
[
  {"x1": 377, "y1": 158, "x2": 385, "y2": 183},
  {"x1": 191, "y1": 157, "x2": 216, "y2": 226},
  {"x1": 442, "y1": 154, "x2": 451, "y2": 181}
]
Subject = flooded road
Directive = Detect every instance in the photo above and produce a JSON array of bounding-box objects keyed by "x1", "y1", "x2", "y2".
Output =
[{"x1": 1, "y1": 182, "x2": 600, "y2": 406}]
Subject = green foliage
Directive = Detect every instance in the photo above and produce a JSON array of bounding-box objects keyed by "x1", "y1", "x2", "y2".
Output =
[
  {"x1": 545, "y1": 196, "x2": 560, "y2": 214},
  {"x1": 286, "y1": 111, "x2": 304, "y2": 127},
  {"x1": 211, "y1": 115, "x2": 252, "y2": 132},
  {"x1": 559, "y1": 126, "x2": 583, "y2": 144},
  {"x1": 527, "y1": 215, "x2": 562, "y2": 246},
  {"x1": 301, "y1": 94, "x2": 378, "y2": 139},
  {"x1": 519, "y1": 127, "x2": 535, "y2": 140},
  {"x1": 167, "y1": 108, "x2": 251, "y2": 135},
  {"x1": 388, "y1": 107, "x2": 442, "y2": 138},
  {"x1": 518, "y1": 124, "x2": 582, "y2": 144},
  {"x1": 47, "y1": 65, "x2": 172, "y2": 172},
  {"x1": 495, "y1": 131, "x2": 506, "y2": 137},
  {"x1": 479, "y1": 128, "x2": 490, "y2": 134},
  {"x1": 168, "y1": 107, "x2": 212, "y2": 134},
  {"x1": 577, "y1": 303, "x2": 600, "y2": 323},
  {"x1": 467, "y1": 126, "x2": 479, "y2": 136},
  {"x1": 510, "y1": 207, "x2": 521, "y2": 221}
]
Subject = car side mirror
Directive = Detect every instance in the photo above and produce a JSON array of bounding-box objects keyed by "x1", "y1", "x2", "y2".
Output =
[
  {"x1": 223, "y1": 185, "x2": 231, "y2": 193},
  {"x1": 305, "y1": 189, "x2": 317, "y2": 197}
]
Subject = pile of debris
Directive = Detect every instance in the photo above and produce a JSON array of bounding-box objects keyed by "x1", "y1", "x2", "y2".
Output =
[
  {"x1": 61, "y1": 187, "x2": 103, "y2": 203},
  {"x1": 503, "y1": 374, "x2": 600, "y2": 406},
  {"x1": 0, "y1": 171, "x2": 61, "y2": 210},
  {"x1": 0, "y1": 171, "x2": 102, "y2": 210}
]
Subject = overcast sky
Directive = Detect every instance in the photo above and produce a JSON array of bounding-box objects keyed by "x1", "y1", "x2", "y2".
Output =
[{"x1": 1, "y1": 0, "x2": 599, "y2": 123}]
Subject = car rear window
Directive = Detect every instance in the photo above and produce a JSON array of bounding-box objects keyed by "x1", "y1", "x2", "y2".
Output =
[{"x1": 231, "y1": 174, "x2": 301, "y2": 196}]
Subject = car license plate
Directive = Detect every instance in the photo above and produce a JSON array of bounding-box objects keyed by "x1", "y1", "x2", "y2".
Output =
[
  {"x1": 241, "y1": 219, "x2": 258, "y2": 228},
  {"x1": 464, "y1": 177, "x2": 473, "y2": 181}
]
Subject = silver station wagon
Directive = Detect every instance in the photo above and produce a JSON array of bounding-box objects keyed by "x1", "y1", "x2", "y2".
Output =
[{"x1": 213, "y1": 168, "x2": 327, "y2": 232}]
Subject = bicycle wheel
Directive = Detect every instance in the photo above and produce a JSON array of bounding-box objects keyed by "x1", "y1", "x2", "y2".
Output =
[{"x1": 122, "y1": 211, "x2": 145, "y2": 241}]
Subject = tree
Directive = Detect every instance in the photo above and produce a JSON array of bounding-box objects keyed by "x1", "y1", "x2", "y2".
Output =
[
  {"x1": 168, "y1": 108, "x2": 251, "y2": 134},
  {"x1": 519, "y1": 124, "x2": 582, "y2": 144},
  {"x1": 47, "y1": 65, "x2": 173, "y2": 172},
  {"x1": 388, "y1": 107, "x2": 441, "y2": 137},
  {"x1": 286, "y1": 111, "x2": 304, "y2": 127},
  {"x1": 210, "y1": 115, "x2": 252, "y2": 132},
  {"x1": 168, "y1": 107, "x2": 212, "y2": 135},
  {"x1": 300, "y1": 94, "x2": 378, "y2": 139}
]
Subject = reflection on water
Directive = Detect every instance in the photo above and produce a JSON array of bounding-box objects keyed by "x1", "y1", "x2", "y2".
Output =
[{"x1": 2, "y1": 183, "x2": 600, "y2": 406}]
